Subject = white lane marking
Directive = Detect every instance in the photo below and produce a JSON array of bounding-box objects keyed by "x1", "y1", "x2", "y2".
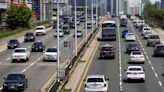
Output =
[
  {"x1": 21, "y1": 56, "x2": 43, "y2": 73},
  {"x1": 0, "y1": 87, "x2": 2, "y2": 90},
  {"x1": 128, "y1": 20, "x2": 164, "y2": 91},
  {"x1": 116, "y1": 18, "x2": 123, "y2": 92}
]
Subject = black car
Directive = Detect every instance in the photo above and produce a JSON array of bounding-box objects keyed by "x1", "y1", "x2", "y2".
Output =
[
  {"x1": 153, "y1": 44, "x2": 164, "y2": 57},
  {"x1": 2, "y1": 73, "x2": 28, "y2": 91},
  {"x1": 7, "y1": 39, "x2": 20, "y2": 49},
  {"x1": 99, "y1": 44, "x2": 115, "y2": 59},
  {"x1": 24, "y1": 32, "x2": 35, "y2": 42},
  {"x1": 69, "y1": 22, "x2": 75, "y2": 28},
  {"x1": 63, "y1": 26, "x2": 70, "y2": 34},
  {"x1": 31, "y1": 42, "x2": 45, "y2": 52},
  {"x1": 126, "y1": 43, "x2": 139, "y2": 53}
]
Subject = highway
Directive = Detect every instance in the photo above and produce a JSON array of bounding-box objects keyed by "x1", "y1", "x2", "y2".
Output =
[
  {"x1": 79, "y1": 18, "x2": 164, "y2": 92},
  {"x1": 0, "y1": 22, "x2": 96, "y2": 92}
]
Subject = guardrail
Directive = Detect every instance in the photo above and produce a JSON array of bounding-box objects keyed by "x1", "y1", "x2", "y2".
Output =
[{"x1": 48, "y1": 25, "x2": 100, "y2": 92}]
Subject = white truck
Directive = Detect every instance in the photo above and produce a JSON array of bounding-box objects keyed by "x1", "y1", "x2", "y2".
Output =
[{"x1": 12, "y1": 48, "x2": 30, "y2": 62}]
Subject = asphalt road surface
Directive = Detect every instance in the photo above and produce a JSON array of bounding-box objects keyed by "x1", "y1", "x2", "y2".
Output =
[
  {"x1": 0, "y1": 22, "x2": 96, "y2": 92},
  {"x1": 79, "y1": 18, "x2": 164, "y2": 92}
]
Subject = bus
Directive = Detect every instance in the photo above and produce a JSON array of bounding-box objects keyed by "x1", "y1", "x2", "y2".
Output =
[{"x1": 101, "y1": 20, "x2": 117, "y2": 41}]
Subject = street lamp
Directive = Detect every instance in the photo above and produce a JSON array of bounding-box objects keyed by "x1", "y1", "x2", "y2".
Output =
[
  {"x1": 91, "y1": 0, "x2": 93, "y2": 33},
  {"x1": 74, "y1": 0, "x2": 77, "y2": 56},
  {"x1": 57, "y1": 0, "x2": 60, "y2": 82},
  {"x1": 95, "y1": 0, "x2": 98, "y2": 27},
  {"x1": 85, "y1": 0, "x2": 88, "y2": 42}
]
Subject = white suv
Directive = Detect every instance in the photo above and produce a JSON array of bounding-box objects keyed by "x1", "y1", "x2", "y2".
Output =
[
  {"x1": 84, "y1": 75, "x2": 109, "y2": 92},
  {"x1": 12, "y1": 48, "x2": 30, "y2": 62},
  {"x1": 125, "y1": 66, "x2": 145, "y2": 82},
  {"x1": 125, "y1": 33, "x2": 136, "y2": 41},
  {"x1": 35, "y1": 26, "x2": 46, "y2": 36}
]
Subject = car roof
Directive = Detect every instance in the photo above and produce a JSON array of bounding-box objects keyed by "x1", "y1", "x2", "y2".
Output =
[
  {"x1": 102, "y1": 44, "x2": 113, "y2": 47},
  {"x1": 87, "y1": 75, "x2": 105, "y2": 78},
  {"x1": 128, "y1": 66, "x2": 142, "y2": 69},
  {"x1": 15, "y1": 48, "x2": 27, "y2": 50},
  {"x1": 126, "y1": 33, "x2": 134, "y2": 35},
  {"x1": 36, "y1": 26, "x2": 45, "y2": 28},
  {"x1": 103, "y1": 20, "x2": 116, "y2": 24}
]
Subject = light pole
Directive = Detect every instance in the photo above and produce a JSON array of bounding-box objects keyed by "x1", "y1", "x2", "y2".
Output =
[
  {"x1": 111, "y1": 0, "x2": 113, "y2": 16},
  {"x1": 95, "y1": 0, "x2": 98, "y2": 27},
  {"x1": 85, "y1": 0, "x2": 88, "y2": 42},
  {"x1": 57, "y1": 0, "x2": 60, "y2": 82},
  {"x1": 74, "y1": 0, "x2": 77, "y2": 56},
  {"x1": 91, "y1": 0, "x2": 93, "y2": 33}
]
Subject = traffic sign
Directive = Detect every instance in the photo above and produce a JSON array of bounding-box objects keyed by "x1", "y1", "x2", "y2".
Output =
[{"x1": 58, "y1": 69, "x2": 65, "y2": 79}]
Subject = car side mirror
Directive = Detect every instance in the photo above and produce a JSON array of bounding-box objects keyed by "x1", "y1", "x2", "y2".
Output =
[
  {"x1": 83, "y1": 79, "x2": 86, "y2": 81},
  {"x1": 124, "y1": 69, "x2": 127, "y2": 71},
  {"x1": 143, "y1": 69, "x2": 146, "y2": 71},
  {"x1": 3, "y1": 77, "x2": 6, "y2": 80}
]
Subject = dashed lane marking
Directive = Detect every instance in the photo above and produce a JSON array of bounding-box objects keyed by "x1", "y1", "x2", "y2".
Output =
[{"x1": 128, "y1": 19, "x2": 164, "y2": 91}]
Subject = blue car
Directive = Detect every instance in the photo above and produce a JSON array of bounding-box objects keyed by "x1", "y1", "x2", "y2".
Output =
[{"x1": 122, "y1": 30, "x2": 129, "y2": 38}]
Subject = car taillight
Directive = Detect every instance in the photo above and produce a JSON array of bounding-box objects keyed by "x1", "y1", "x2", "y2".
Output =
[
  {"x1": 104, "y1": 84, "x2": 106, "y2": 87},
  {"x1": 126, "y1": 72, "x2": 132, "y2": 74},
  {"x1": 130, "y1": 56, "x2": 135, "y2": 58}
]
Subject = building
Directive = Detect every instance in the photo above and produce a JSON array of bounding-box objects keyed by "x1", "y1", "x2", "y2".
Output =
[
  {"x1": 155, "y1": 1, "x2": 160, "y2": 8},
  {"x1": 142, "y1": 0, "x2": 150, "y2": 3},
  {"x1": 161, "y1": 0, "x2": 164, "y2": 9}
]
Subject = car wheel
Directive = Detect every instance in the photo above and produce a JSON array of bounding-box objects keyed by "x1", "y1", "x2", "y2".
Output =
[
  {"x1": 113, "y1": 55, "x2": 115, "y2": 59},
  {"x1": 26, "y1": 58, "x2": 29, "y2": 61},
  {"x1": 147, "y1": 43, "x2": 149, "y2": 46}
]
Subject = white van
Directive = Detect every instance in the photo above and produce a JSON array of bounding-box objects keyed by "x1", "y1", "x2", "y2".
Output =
[{"x1": 136, "y1": 20, "x2": 145, "y2": 28}]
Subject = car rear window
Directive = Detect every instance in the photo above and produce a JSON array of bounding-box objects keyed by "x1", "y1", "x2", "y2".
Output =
[
  {"x1": 129, "y1": 68, "x2": 141, "y2": 71},
  {"x1": 156, "y1": 46, "x2": 164, "y2": 50},
  {"x1": 36, "y1": 27, "x2": 44, "y2": 30},
  {"x1": 102, "y1": 47, "x2": 113, "y2": 50},
  {"x1": 7, "y1": 74, "x2": 24, "y2": 80},
  {"x1": 87, "y1": 78, "x2": 104, "y2": 82},
  {"x1": 46, "y1": 48, "x2": 57, "y2": 52},
  {"x1": 132, "y1": 51, "x2": 141, "y2": 55},
  {"x1": 15, "y1": 49, "x2": 26, "y2": 52}
]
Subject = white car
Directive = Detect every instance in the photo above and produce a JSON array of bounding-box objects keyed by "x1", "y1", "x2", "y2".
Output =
[
  {"x1": 84, "y1": 75, "x2": 109, "y2": 92},
  {"x1": 136, "y1": 20, "x2": 145, "y2": 28},
  {"x1": 125, "y1": 33, "x2": 136, "y2": 41},
  {"x1": 77, "y1": 19, "x2": 80, "y2": 25},
  {"x1": 54, "y1": 29, "x2": 64, "y2": 37},
  {"x1": 74, "y1": 30, "x2": 83, "y2": 37},
  {"x1": 125, "y1": 66, "x2": 145, "y2": 82},
  {"x1": 142, "y1": 27, "x2": 151, "y2": 36},
  {"x1": 43, "y1": 48, "x2": 60, "y2": 61},
  {"x1": 129, "y1": 51, "x2": 145, "y2": 64},
  {"x1": 35, "y1": 26, "x2": 46, "y2": 36},
  {"x1": 143, "y1": 31, "x2": 153, "y2": 39},
  {"x1": 130, "y1": 15, "x2": 136, "y2": 20},
  {"x1": 12, "y1": 48, "x2": 30, "y2": 62}
]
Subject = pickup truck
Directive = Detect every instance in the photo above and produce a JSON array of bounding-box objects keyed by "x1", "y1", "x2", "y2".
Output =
[
  {"x1": 12, "y1": 48, "x2": 30, "y2": 62},
  {"x1": 147, "y1": 34, "x2": 160, "y2": 47}
]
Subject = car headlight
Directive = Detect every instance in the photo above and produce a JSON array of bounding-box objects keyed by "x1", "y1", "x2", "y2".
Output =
[
  {"x1": 30, "y1": 37, "x2": 34, "y2": 38},
  {"x1": 39, "y1": 47, "x2": 42, "y2": 49},
  {"x1": 3, "y1": 83, "x2": 7, "y2": 86},
  {"x1": 17, "y1": 83, "x2": 23, "y2": 86}
]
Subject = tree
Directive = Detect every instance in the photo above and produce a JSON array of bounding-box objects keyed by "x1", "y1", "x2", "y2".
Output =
[{"x1": 6, "y1": 4, "x2": 32, "y2": 29}]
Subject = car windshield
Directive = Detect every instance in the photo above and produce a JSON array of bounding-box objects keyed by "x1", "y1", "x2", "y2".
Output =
[
  {"x1": 25, "y1": 33, "x2": 33, "y2": 36},
  {"x1": 34, "y1": 42, "x2": 42, "y2": 46},
  {"x1": 132, "y1": 51, "x2": 142, "y2": 55},
  {"x1": 123, "y1": 30, "x2": 128, "y2": 32},
  {"x1": 156, "y1": 46, "x2": 164, "y2": 50},
  {"x1": 128, "y1": 44, "x2": 138, "y2": 47},
  {"x1": 36, "y1": 27, "x2": 44, "y2": 30},
  {"x1": 144, "y1": 28, "x2": 150, "y2": 30},
  {"x1": 150, "y1": 35, "x2": 159, "y2": 39},
  {"x1": 63, "y1": 27, "x2": 68, "y2": 29},
  {"x1": 102, "y1": 47, "x2": 113, "y2": 50},
  {"x1": 9, "y1": 40, "x2": 18, "y2": 43},
  {"x1": 87, "y1": 78, "x2": 104, "y2": 82},
  {"x1": 129, "y1": 68, "x2": 141, "y2": 71},
  {"x1": 7, "y1": 74, "x2": 24, "y2": 80},
  {"x1": 77, "y1": 30, "x2": 82, "y2": 33},
  {"x1": 15, "y1": 49, "x2": 26, "y2": 53},
  {"x1": 46, "y1": 48, "x2": 57, "y2": 52}
]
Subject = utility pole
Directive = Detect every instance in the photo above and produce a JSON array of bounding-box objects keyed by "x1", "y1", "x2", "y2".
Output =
[
  {"x1": 91, "y1": 0, "x2": 93, "y2": 33},
  {"x1": 96, "y1": 0, "x2": 98, "y2": 27},
  {"x1": 74, "y1": 0, "x2": 77, "y2": 56},
  {"x1": 57, "y1": 0, "x2": 60, "y2": 82},
  {"x1": 85, "y1": 0, "x2": 88, "y2": 42},
  {"x1": 116, "y1": 0, "x2": 119, "y2": 16}
]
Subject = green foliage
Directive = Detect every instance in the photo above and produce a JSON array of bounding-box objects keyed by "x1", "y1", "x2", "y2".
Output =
[
  {"x1": 144, "y1": 3, "x2": 164, "y2": 25},
  {"x1": 6, "y1": 4, "x2": 33, "y2": 29}
]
